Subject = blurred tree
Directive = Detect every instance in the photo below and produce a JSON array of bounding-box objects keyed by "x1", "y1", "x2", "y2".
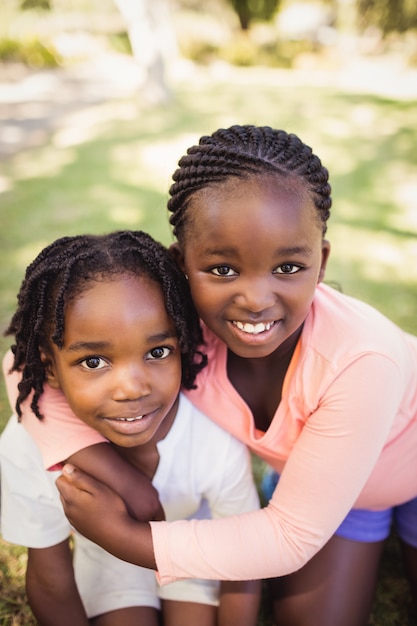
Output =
[
  {"x1": 227, "y1": 0, "x2": 281, "y2": 30},
  {"x1": 114, "y1": 0, "x2": 175, "y2": 105},
  {"x1": 357, "y1": 0, "x2": 417, "y2": 34}
]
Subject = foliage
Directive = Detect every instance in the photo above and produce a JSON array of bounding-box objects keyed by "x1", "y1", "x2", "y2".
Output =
[
  {"x1": 180, "y1": 32, "x2": 318, "y2": 68},
  {"x1": 20, "y1": 0, "x2": 51, "y2": 9},
  {"x1": 0, "y1": 37, "x2": 61, "y2": 67},
  {"x1": 357, "y1": 0, "x2": 417, "y2": 35},
  {"x1": 107, "y1": 31, "x2": 132, "y2": 56},
  {"x1": 226, "y1": 0, "x2": 281, "y2": 30}
]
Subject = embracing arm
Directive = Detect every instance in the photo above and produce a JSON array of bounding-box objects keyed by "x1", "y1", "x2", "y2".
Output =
[{"x1": 57, "y1": 354, "x2": 403, "y2": 582}]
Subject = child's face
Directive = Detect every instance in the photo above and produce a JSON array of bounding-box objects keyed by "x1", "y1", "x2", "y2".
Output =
[
  {"x1": 43, "y1": 274, "x2": 182, "y2": 448},
  {"x1": 172, "y1": 176, "x2": 330, "y2": 359}
]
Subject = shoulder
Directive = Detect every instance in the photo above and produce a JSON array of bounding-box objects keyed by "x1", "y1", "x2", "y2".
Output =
[
  {"x1": 290, "y1": 284, "x2": 417, "y2": 405},
  {"x1": 0, "y1": 414, "x2": 38, "y2": 460},
  {"x1": 307, "y1": 283, "x2": 413, "y2": 361}
]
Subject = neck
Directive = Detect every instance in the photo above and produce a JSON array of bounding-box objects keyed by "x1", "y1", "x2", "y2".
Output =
[
  {"x1": 226, "y1": 325, "x2": 303, "y2": 432},
  {"x1": 228, "y1": 324, "x2": 302, "y2": 375}
]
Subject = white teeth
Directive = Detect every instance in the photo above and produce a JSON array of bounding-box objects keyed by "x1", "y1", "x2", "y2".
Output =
[
  {"x1": 233, "y1": 321, "x2": 274, "y2": 334},
  {"x1": 116, "y1": 416, "x2": 143, "y2": 422}
]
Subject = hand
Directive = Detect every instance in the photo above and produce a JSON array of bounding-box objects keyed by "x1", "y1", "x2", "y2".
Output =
[
  {"x1": 56, "y1": 465, "x2": 130, "y2": 546},
  {"x1": 56, "y1": 465, "x2": 157, "y2": 569},
  {"x1": 67, "y1": 443, "x2": 165, "y2": 522}
]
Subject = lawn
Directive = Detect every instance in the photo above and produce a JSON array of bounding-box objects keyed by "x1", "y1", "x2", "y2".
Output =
[{"x1": 0, "y1": 56, "x2": 416, "y2": 624}]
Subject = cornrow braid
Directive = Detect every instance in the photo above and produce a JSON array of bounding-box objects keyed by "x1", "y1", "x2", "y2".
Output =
[
  {"x1": 168, "y1": 124, "x2": 332, "y2": 238},
  {"x1": 4, "y1": 230, "x2": 206, "y2": 420}
]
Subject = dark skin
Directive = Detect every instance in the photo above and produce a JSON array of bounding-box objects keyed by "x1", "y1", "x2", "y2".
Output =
[
  {"x1": 66, "y1": 443, "x2": 165, "y2": 521},
  {"x1": 400, "y1": 541, "x2": 417, "y2": 615},
  {"x1": 227, "y1": 326, "x2": 302, "y2": 432},
  {"x1": 27, "y1": 541, "x2": 161, "y2": 626},
  {"x1": 26, "y1": 541, "x2": 89, "y2": 626}
]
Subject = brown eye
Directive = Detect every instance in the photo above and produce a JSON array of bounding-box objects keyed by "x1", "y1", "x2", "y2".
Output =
[
  {"x1": 211, "y1": 266, "x2": 237, "y2": 277},
  {"x1": 275, "y1": 264, "x2": 301, "y2": 275},
  {"x1": 148, "y1": 347, "x2": 171, "y2": 360},
  {"x1": 81, "y1": 357, "x2": 106, "y2": 369}
]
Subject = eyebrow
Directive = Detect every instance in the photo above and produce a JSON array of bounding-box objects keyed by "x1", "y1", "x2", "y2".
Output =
[
  {"x1": 275, "y1": 245, "x2": 314, "y2": 257},
  {"x1": 203, "y1": 245, "x2": 314, "y2": 257},
  {"x1": 67, "y1": 331, "x2": 177, "y2": 352},
  {"x1": 67, "y1": 341, "x2": 111, "y2": 352}
]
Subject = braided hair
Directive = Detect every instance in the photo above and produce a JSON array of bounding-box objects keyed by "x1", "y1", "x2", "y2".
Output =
[
  {"x1": 168, "y1": 124, "x2": 332, "y2": 239},
  {"x1": 5, "y1": 230, "x2": 206, "y2": 420}
]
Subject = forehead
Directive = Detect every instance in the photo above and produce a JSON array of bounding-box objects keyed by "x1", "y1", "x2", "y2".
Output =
[
  {"x1": 65, "y1": 274, "x2": 170, "y2": 328},
  {"x1": 185, "y1": 175, "x2": 320, "y2": 244}
]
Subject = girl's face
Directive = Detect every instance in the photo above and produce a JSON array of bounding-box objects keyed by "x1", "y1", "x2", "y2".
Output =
[
  {"x1": 172, "y1": 177, "x2": 330, "y2": 359},
  {"x1": 43, "y1": 274, "x2": 182, "y2": 448}
]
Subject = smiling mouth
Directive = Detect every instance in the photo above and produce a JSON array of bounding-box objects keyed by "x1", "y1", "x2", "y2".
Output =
[
  {"x1": 114, "y1": 415, "x2": 144, "y2": 422},
  {"x1": 232, "y1": 321, "x2": 276, "y2": 335}
]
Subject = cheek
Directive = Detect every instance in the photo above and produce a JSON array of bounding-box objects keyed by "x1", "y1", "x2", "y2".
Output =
[
  {"x1": 188, "y1": 279, "x2": 213, "y2": 310},
  {"x1": 63, "y1": 382, "x2": 100, "y2": 417},
  {"x1": 192, "y1": 293, "x2": 217, "y2": 323},
  {"x1": 281, "y1": 281, "x2": 316, "y2": 317},
  {"x1": 158, "y1": 358, "x2": 182, "y2": 394}
]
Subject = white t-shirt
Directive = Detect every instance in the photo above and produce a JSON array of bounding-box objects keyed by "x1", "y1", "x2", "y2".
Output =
[{"x1": 0, "y1": 394, "x2": 259, "y2": 614}]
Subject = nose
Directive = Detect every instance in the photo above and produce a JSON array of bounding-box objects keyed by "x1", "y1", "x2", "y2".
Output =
[
  {"x1": 112, "y1": 363, "x2": 151, "y2": 402},
  {"x1": 233, "y1": 276, "x2": 277, "y2": 315}
]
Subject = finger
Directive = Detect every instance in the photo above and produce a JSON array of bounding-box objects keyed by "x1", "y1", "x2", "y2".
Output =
[
  {"x1": 63, "y1": 463, "x2": 102, "y2": 490},
  {"x1": 56, "y1": 464, "x2": 96, "y2": 496}
]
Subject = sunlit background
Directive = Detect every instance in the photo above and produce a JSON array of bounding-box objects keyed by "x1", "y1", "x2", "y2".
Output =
[
  {"x1": 1, "y1": 0, "x2": 417, "y2": 425},
  {"x1": 0, "y1": 1, "x2": 416, "y2": 622}
]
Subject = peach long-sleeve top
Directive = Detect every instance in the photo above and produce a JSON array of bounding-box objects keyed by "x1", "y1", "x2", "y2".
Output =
[{"x1": 4, "y1": 284, "x2": 417, "y2": 582}]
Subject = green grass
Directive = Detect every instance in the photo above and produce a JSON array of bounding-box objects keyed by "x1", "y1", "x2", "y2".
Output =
[{"x1": 0, "y1": 61, "x2": 416, "y2": 624}]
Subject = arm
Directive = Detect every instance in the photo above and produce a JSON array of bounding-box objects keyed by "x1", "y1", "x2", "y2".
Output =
[
  {"x1": 26, "y1": 540, "x2": 89, "y2": 626},
  {"x1": 68, "y1": 443, "x2": 165, "y2": 521},
  {"x1": 57, "y1": 463, "x2": 261, "y2": 626},
  {"x1": 58, "y1": 354, "x2": 404, "y2": 581}
]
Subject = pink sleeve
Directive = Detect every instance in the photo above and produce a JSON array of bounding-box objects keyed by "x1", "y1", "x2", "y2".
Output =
[
  {"x1": 151, "y1": 353, "x2": 403, "y2": 582},
  {"x1": 2, "y1": 350, "x2": 106, "y2": 470}
]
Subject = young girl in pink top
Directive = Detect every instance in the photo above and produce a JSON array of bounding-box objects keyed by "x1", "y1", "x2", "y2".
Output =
[{"x1": 12, "y1": 125, "x2": 417, "y2": 625}]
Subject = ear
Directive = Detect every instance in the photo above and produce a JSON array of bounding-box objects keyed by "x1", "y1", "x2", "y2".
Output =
[
  {"x1": 39, "y1": 349, "x2": 61, "y2": 390},
  {"x1": 169, "y1": 242, "x2": 186, "y2": 274},
  {"x1": 318, "y1": 239, "x2": 331, "y2": 283}
]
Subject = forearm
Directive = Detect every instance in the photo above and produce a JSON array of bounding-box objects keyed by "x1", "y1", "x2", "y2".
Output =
[
  {"x1": 67, "y1": 443, "x2": 164, "y2": 521},
  {"x1": 218, "y1": 580, "x2": 261, "y2": 626},
  {"x1": 95, "y1": 515, "x2": 157, "y2": 570},
  {"x1": 26, "y1": 541, "x2": 89, "y2": 626}
]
